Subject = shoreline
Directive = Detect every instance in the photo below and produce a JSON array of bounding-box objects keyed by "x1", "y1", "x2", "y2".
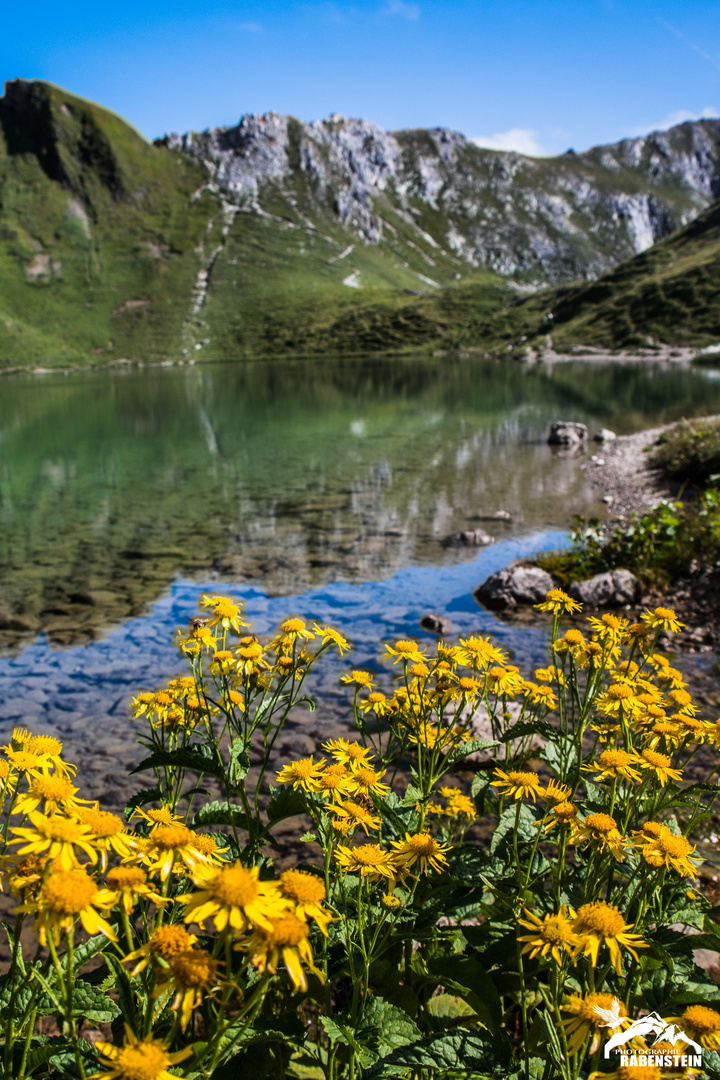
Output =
[{"x1": 0, "y1": 341, "x2": 713, "y2": 378}]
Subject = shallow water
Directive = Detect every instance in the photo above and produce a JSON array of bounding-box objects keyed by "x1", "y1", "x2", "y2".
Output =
[{"x1": 3, "y1": 354, "x2": 720, "y2": 779}]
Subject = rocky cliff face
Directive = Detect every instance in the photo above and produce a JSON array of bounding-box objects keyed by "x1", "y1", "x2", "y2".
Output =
[{"x1": 163, "y1": 113, "x2": 720, "y2": 285}]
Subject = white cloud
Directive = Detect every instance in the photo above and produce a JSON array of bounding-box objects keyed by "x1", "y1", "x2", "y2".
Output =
[
  {"x1": 381, "y1": 0, "x2": 420, "y2": 21},
  {"x1": 471, "y1": 128, "x2": 548, "y2": 156},
  {"x1": 631, "y1": 106, "x2": 719, "y2": 136}
]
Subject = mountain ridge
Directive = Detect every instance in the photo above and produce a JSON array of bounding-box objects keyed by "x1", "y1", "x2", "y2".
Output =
[{"x1": 1, "y1": 77, "x2": 720, "y2": 365}]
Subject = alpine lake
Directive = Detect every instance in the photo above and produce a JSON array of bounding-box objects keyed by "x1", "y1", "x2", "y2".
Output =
[{"x1": 2, "y1": 353, "x2": 720, "y2": 869}]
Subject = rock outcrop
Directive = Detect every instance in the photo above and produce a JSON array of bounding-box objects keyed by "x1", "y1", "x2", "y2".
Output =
[
  {"x1": 567, "y1": 569, "x2": 641, "y2": 608},
  {"x1": 548, "y1": 421, "x2": 588, "y2": 446},
  {"x1": 473, "y1": 564, "x2": 557, "y2": 610},
  {"x1": 163, "y1": 111, "x2": 720, "y2": 285}
]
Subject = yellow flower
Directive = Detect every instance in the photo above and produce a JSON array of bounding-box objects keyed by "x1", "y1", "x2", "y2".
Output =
[
  {"x1": 13, "y1": 773, "x2": 90, "y2": 817},
  {"x1": 596, "y1": 683, "x2": 642, "y2": 718},
  {"x1": 180, "y1": 862, "x2": 287, "y2": 933},
  {"x1": 140, "y1": 823, "x2": 212, "y2": 881},
  {"x1": 10, "y1": 811, "x2": 98, "y2": 869},
  {"x1": 572, "y1": 901, "x2": 646, "y2": 974},
  {"x1": 154, "y1": 949, "x2": 222, "y2": 1031},
  {"x1": 200, "y1": 593, "x2": 248, "y2": 633},
  {"x1": 569, "y1": 813, "x2": 626, "y2": 860},
  {"x1": 22, "y1": 866, "x2": 117, "y2": 946},
  {"x1": 322, "y1": 738, "x2": 374, "y2": 767},
  {"x1": 667, "y1": 688, "x2": 697, "y2": 715},
  {"x1": 358, "y1": 692, "x2": 389, "y2": 715},
  {"x1": 313, "y1": 763, "x2": 354, "y2": 802},
  {"x1": 243, "y1": 912, "x2": 323, "y2": 992},
  {"x1": 540, "y1": 780, "x2": 571, "y2": 805},
  {"x1": 334, "y1": 843, "x2": 397, "y2": 882},
  {"x1": 328, "y1": 800, "x2": 381, "y2": 836},
  {"x1": 76, "y1": 808, "x2": 140, "y2": 871},
  {"x1": 340, "y1": 670, "x2": 375, "y2": 689},
  {"x1": 585, "y1": 749, "x2": 642, "y2": 785},
  {"x1": 517, "y1": 906, "x2": 579, "y2": 965},
  {"x1": 2, "y1": 854, "x2": 47, "y2": 900},
  {"x1": 391, "y1": 832, "x2": 450, "y2": 876},
  {"x1": 633, "y1": 823, "x2": 701, "y2": 878},
  {"x1": 347, "y1": 764, "x2": 390, "y2": 799},
  {"x1": 276, "y1": 756, "x2": 326, "y2": 791},
  {"x1": 665, "y1": 1005, "x2": 720, "y2": 1050},
  {"x1": 637, "y1": 748, "x2": 683, "y2": 785},
  {"x1": 279, "y1": 869, "x2": 334, "y2": 935},
  {"x1": 380, "y1": 639, "x2": 428, "y2": 665},
  {"x1": 561, "y1": 993, "x2": 629, "y2": 1055},
  {"x1": 90, "y1": 1025, "x2": 192, "y2": 1080},
  {"x1": 545, "y1": 802, "x2": 579, "y2": 832},
  {"x1": 641, "y1": 606, "x2": 684, "y2": 633},
  {"x1": 534, "y1": 588, "x2": 582, "y2": 615},
  {"x1": 439, "y1": 787, "x2": 477, "y2": 820},
  {"x1": 313, "y1": 624, "x2": 352, "y2": 654},
  {"x1": 122, "y1": 924, "x2": 197, "y2": 976},
  {"x1": 458, "y1": 635, "x2": 507, "y2": 669},
  {"x1": 103, "y1": 866, "x2": 167, "y2": 915},
  {"x1": 490, "y1": 768, "x2": 542, "y2": 802},
  {"x1": 132, "y1": 805, "x2": 180, "y2": 828}
]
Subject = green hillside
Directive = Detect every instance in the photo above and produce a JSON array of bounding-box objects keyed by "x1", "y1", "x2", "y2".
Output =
[
  {"x1": 537, "y1": 199, "x2": 720, "y2": 350},
  {"x1": 1, "y1": 78, "x2": 719, "y2": 367}
]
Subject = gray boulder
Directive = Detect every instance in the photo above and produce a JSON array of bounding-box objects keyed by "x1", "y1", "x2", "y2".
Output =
[
  {"x1": 594, "y1": 428, "x2": 616, "y2": 443},
  {"x1": 473, "y1": 564, "x2": 556, "y2": 610},
  {"x1": 419, "y1": 613, "x2": 453, "y2": 636},
  {"x1": 445, "y1": 529, "x2": 494, "y2": 547},
  {"x1": 567, "y1": 569, "x2": 640, "y2": 608},
  {"x1": 548, "y1": 421, "x2": 588, "y2": 445}
]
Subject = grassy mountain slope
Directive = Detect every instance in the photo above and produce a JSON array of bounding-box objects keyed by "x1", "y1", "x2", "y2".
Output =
[
  {"x1": 0, "y1": 80, "x2": 224, "y2": 365},
  {"x1": 541, "y1": 198, "x2": 720, "y2": 350},
  {"x1": 1, "y1": 78, "x2": 719, "y2": 366}
]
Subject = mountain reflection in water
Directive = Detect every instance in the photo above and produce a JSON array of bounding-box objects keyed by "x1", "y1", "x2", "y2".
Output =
[{"x1": 2, "y1": 354, "x2": 720, "y2": 651}]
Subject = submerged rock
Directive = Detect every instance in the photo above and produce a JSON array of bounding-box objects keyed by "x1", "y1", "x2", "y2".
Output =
[
  {"x1": 445, "y1": 529, "x2": 494, "y2": 547},
  {"x1": 567, "y1": 569, "x2": 640, "y2": 608},
  {"x1": 419, "y1": 613, "x2": 452, "y2": 636},
  {"x1": 473, "y1": 563, "x2": 556, "y2": 610},
  {"x1": 548, "y1": 421, "x2": 588, "y2": 445}
]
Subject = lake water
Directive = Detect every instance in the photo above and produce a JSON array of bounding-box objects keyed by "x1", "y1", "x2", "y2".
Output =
[{"x1": 3, "y1": 353, "x2": 720, "y2": 799}]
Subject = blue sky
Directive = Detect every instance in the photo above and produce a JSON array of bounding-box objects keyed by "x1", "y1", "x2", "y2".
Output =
[{"x1": 3, "y1": 0, "x2": 720, "y2": 155}]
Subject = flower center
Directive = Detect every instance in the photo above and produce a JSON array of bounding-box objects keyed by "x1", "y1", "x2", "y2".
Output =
[
  {"x1": 641, "y1": 749, "x2": 670, "y2": 768},
  {"x1": 210, "y1": 865, "x2": 258, "y2": 907},
  {"x1": 29, "y1": 776, "x2": 75, "y2": 800},
  {"x1": 658, "y1": 833, "x2": 691, "y2": 857},
  {"x1": 80, "y1": 810, "x2": 125, "y2": 837},
  {"x1": 264, "y1": 913, "x2": 308, "y2": 947},
  {"x1": 683, "y1": 1005, "x2": 720, "y2": 1034},
  {"x1": 407, "y1": 834, "x2": 436, "y2": 856},
  {"x1": 115, "y1": 1043, "x2": 170, "y2": 1080},
  {"x1": 584, "y1": 813, "x2": 618, "y2": 834},
  {"x1": 506, "y1": 771, "x2": 540, "y2": 788},
  {"x1": 597, "y1": 750, "x2": 633, "y2": 767},
  {"x1": 106, "y1": 866, "x2": 147, "y2": 890},
  {"x1": 41, "y1": 869, "x2": 96, "y2": 915},
  {"x1": 280, "y1": 869, "x2": 326, "y2": 903},
  {"x1": 27, "y1": 735, "x2": 63, "y2": 756},
  {"x1": 150, "y1": 925, "x2": 195, "y2": 959},
  {"x1": 150, "y1": 825, "x2": 193, "y2": 850},
  {"x1": 38, "y1": 816, "x2": 86, "y2": 843},
  {"x1": 540, "y1": 917, "x2": 573, "y2": 944},
  {"x1": 574, "y1": 902, "x2": 625, "y2": 937},
  {"x1": 607, "y1": 684, "x2": 633, "y2": 700},
  {"x1": 170, "y1": 949, "x2": 217, "y2": 988}
]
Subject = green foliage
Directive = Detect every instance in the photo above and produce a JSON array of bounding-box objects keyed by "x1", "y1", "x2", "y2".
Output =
[
  {"x1": 651, "y1": 416, "x2": 720, "y2": 485},
  {"x1": 539, "y1": 490, "x2": 720, "y2": 585}
]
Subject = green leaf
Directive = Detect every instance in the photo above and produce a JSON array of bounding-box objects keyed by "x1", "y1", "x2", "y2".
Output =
[
  {"x1": 192, "y1": 800, "x2": 249, "y2": 830},
  {"x1": 265, "y1": 786, "x2": 308, "y2": 825},
  {"x1": 444, "y1": 738, "x2": 497, "y2": 770},
  {"x1": 359, "y1": 997, "x2": 421, "y2": 1059},
  {"x1": 106, "y1": 954, "x2": 139, "y2": 1026},
  {"x1": 71, "y1": 979, "x2": 120, "y2": 1024},
  {"x1": 131, "y1": 745, "x2": 226, "y2": 781},
  {"x1": 425, "y1": 993, "x2": 478, "y2": 1025},
  {"x1": 365, "y1": 1029, "x2": 496, "y2": 1076},
  {"x1": 501, "y1": 721, "x2": 556, "y2": 742},
  {"x1": 228, "y1": 736, "x2": 250, "y2": 784},
  {"x1": 427, "y1": 956, "x2": 503, "y2": 1033},
  {"x1": 490, "y1": 803, "x2": 537, "y2": 854},
  {"x1": 63, "y1": 933, "x2": 110, "y2": 974}
]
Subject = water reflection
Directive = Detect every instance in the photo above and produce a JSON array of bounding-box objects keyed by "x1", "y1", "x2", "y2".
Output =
[{"x1": 2, "y1": 355, "x2": 720, "y2": 648}]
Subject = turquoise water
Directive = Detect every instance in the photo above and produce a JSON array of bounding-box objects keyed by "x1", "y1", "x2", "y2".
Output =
[{"x1": 3, "y1": 354, "x2": 720, "y2": 739}]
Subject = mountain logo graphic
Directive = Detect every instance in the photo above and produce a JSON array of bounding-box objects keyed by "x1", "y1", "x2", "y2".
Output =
[{"x1": 591, "y1": 1000, "x2": 703, "y2": 1059}]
